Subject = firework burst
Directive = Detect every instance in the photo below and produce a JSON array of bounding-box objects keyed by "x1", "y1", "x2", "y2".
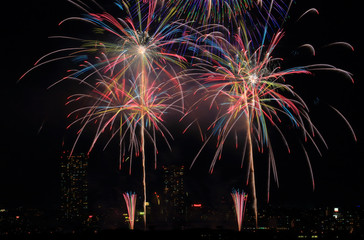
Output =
[
  {"x1": 123, "y1": 192, "x2": 137, "y2": 230},
  {"x1": 64, "y1": 61, "x2": 183, "y2": 228},
  {"x1": 165, "y1": 0, "x2": 290, "y2": 25},
  {"x1": 231, "y1": 189, "x2": 248, "y2": 231},
  {"x1": 23, "y1": 0, "x2": 189, "y2": 228},
  {"x1": 185, "y1": 22, "x2": 353, "y2": 226},
  {"x1": 162, "y1": 0, "x2": 293, "y2": 50},
  {"x1": 65, "y1": 66, "x2": 182, "y2": 168}
]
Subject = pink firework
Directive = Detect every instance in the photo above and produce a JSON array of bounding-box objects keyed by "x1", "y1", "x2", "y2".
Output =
[
  {"x1": 231, "y1": 189, "x2": 248, "y2": 231},
  {"x1": 123, "y1": 192, "x2": 137, "y2": 230}
]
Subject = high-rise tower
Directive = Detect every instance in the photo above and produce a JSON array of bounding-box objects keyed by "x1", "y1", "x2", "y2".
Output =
[
  {"x1": 59, "y1": 151, "x2": 89, "y2": 227},
  {"x1": 162, "y1": 165, "x2": 187, "y2": 226}
]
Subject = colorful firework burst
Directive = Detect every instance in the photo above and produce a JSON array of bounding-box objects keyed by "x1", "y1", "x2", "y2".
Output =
[
  {"x1": 29, "y1": 0, "x2": 189, "y2": 228},
  {"x1": 165, "y1": 0, "x2": 290, "y2": 24},
  {"x1": 186, "y1": 23, "x2": 352, "y2": 226},
  {"x1": 123, "y1": 192, "x2": 137, "y2": 230},
  {"x1": 231, "y1": 189, "x2": 248, "y2": 231}
]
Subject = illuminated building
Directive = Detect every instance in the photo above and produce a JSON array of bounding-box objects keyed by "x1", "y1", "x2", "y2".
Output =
[
  {"x1": 162, "y1": 165, "x2": 187, "y2": 226},
  {"x1": 59, "y1": 151, "x2": 89, "y2": 226}
]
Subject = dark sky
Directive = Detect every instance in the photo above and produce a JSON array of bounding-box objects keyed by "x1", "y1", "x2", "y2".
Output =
[{"x1": 1, "y1": 0, "x2": 363, "y2": 213}]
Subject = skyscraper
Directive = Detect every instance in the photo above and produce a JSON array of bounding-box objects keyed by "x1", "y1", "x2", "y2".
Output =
[
  {"x1": 162, "y1": 165, "x2": 187, "y2": 226},
  {"x1": 59, "y1": 151, "x2": 89, "y2": 227}
]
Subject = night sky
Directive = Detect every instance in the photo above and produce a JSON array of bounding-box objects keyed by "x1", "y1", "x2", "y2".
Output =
[{"x1": 1, "y1": 0, "x2": 363, "y2": 214}]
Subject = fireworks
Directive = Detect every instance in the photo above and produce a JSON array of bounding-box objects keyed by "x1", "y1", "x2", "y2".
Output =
[
  {"x1": 123, "y1": 192, "x2": 137, "y2": 230},
  {"x1": 185, "y1": 15, "x2": 354, "y2": 226},
  {"x1": 231, "y1": 189, "x2": 248, "y2": 231},
  {"x1": 21, "y1": 0, "x2": 355, "y2": 230},
  {"x1": 65, "y1": 67, "x2": 182, "y2": 170},
  {"x1": 47, "y1": 0, "x2": 188, "y2": 228},
  {"x1": 187, "y1": 27, "x2": 315, "y2": 226},
  {"x1": 189, "y1": 29, "x2": 312, "y2": 171},
  {"x1": 164, "y1": 0, "x2": 290, "y2": 27}
]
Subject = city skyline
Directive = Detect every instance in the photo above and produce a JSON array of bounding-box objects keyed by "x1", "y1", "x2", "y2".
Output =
[
  {"x1": 0, "y1": 152, "x2": 362, "y2": 230},
  {"x1": 0, "y1": 190, "x2": 363, "y2": 235}
]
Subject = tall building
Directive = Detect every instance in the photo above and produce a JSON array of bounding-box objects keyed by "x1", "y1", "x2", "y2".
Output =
[
  {"x1": 59, "y1": 151, "x2": 89, "y2": 227},
  {"x1": 162, "y1": 165, "x2": 187, "y2": 226}
]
